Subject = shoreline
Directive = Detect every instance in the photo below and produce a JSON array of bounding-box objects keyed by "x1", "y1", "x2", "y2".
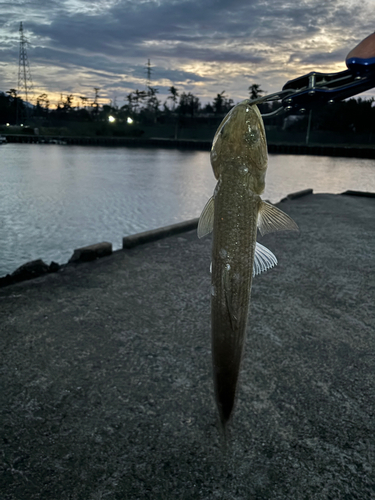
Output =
[
  {"x1": 1, "y1": 189, "x2": 373, "y2": 288},
  {"x1": 3, "y1": 133, "x2": 375, "y2": 159}
]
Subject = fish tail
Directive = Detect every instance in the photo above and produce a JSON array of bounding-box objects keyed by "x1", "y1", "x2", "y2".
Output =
[
  {"x1": 218, "y1": 419, "x2": 232, "y2": 454},
  {"x1": 213, "y1": 340, "x2": 243, "y2": 426}
]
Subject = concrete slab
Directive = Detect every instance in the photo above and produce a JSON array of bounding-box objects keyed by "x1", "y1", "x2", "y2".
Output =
[
  {"x1": 0, "y1": 193, "x2": 374, "y2": 499},
  {"x1": 68, "y1": 241, "x2": 113, "y2": 263}
]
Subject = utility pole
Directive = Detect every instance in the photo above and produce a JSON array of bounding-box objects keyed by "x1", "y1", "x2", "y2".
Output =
[{"x1": 17, "y1": 22, "x2": 34, "y2": 124}]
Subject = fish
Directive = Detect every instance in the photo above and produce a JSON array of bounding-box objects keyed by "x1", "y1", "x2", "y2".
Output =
[{"x1": 197, "y1": 100, "x2": 298, "y2": 428}]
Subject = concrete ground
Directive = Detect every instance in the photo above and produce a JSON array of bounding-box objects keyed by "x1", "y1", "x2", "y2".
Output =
[{"x1": 0, "y1": 192, "x2": 374, "y2": 500}]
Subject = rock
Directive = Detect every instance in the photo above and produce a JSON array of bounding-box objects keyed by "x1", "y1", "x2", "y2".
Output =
[
  {"x1": 0, "y1": 274, "x2": 14, "y2": 287},
  {"x1": 11, "y1": 259, "x2": 50, "y2": 280},
  {"x1": 49, "y1": 261, "x2": 60, "y2": 273},
  {"x1": 0, "y1": 259, "x2": 59, "y2": 288},
  {"x1": 68, "y1": 242, "x2": 112, "y2": 263}
]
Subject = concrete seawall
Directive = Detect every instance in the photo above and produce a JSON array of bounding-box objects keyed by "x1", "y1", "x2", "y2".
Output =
[
  {"x1": 1, "y1": 191, "x2": 374, "y2": 499},
  {"x1": 4, "y1": 134, "x2": 212, "y2": 150},
  {"x1": 4, "y1": 133, "x2": 375, "y2": 158}
]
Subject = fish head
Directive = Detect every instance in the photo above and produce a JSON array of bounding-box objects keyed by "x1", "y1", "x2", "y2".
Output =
[{"x1": 210, "y1": 100, "x2": 268, "y2": 194}]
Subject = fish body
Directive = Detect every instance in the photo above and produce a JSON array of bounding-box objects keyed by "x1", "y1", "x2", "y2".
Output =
[{"x1": 198, "y1": 100, "x2": 298, "y2": 427}]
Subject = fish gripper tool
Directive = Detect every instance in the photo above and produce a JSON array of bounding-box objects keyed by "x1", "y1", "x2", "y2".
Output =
[{"x1": 250, "y1": 32, "x2": 375, "y2": 117}]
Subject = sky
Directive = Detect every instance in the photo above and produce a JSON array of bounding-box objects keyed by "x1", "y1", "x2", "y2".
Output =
[{"x1": 0, "y1": 0, "x2": 374, "y2": 108}]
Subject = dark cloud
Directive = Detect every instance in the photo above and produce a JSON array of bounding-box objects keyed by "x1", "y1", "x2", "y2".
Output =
[
  {"x1": 0, "y1": 0, "x2": 374, "y2": 102},
  {"x1": 22, "y1": 1, "x2": 332, "y2": 59},
  {"x1": 296, "y1": 49, "x2": 348, "y2": 65}
]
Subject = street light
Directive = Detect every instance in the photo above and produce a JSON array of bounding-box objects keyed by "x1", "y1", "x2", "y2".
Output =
[{"x1": 108, "y1": 115, "x2": 115, "y2": 123}]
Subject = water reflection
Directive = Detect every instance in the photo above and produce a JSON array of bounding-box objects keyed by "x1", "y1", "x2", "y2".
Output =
[{"x1": 0, "y1": 144, "x2": 374, "y2": 276}]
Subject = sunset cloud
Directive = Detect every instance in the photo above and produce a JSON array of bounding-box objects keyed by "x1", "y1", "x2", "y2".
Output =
[{"x1": 0, "y1": 0, "x2": 373, "y2": 106}]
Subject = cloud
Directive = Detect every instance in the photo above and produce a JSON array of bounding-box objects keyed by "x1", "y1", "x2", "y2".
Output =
[{"x1": 0, "y1": 0, "x2": 374, "y2": 104}]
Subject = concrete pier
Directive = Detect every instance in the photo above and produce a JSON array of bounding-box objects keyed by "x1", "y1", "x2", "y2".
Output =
[{"x1": 1, "y1": 193, "x2": 374, "y2": 499}]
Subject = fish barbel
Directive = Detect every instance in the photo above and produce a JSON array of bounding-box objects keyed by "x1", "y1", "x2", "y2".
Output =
[{"x1": 198, "y1": 100, "x2": 298, "y2": 428}]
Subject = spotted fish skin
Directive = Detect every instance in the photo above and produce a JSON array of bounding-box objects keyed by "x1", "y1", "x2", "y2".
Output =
[
  {"x1": 198, "y1": 100, "x2": 298, "y2": 427},
  {"x1": 211, "y1": 180, "x2": 261, "y2": 424}
]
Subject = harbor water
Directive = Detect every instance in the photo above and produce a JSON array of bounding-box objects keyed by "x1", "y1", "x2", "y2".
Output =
[{"x1": 1, "y1": 143, "x2": 375, "y2": 277}]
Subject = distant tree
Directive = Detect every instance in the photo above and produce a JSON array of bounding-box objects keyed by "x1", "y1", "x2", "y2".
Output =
[
  {"x1": 92, "y1": 87, "x2": 100, "y2": 117},
  {"x1": 202, "y1": 102, "x2": 214, "y2": 113},
  {"x1": 0, "y1": 92, "x2": 10, "y2": 123},
  {"x1": 147, "y1": 86, "x2": 158, "y2": 98},
  {"x1": 147, "y1": 86, "x2": 160, "y2": 112},
  {"x1": 56, "y1": 93, "x2": 64, "y2": 110},
  {"x1": 168, "y1": 86, "x2": 179, "y2": 110},
  {"x1": 5, "y1": 89, "x2": 25, "y2": 124},
  {"x1": 132, "y1": 89, "x2": 147, "y2": 114},
  {"x1": 316, "y1": 97, "x2": 375, "y2": 134},
  {"x1": 79, "y1": 96, "x2": 89, "y2": 109},
  {"x1": 249, "y1": 84, "x2": 265, "y2": 100},
  {"x1": 213, "y1": 92, "x2": 224, "y2": 114},
  {"x1": 6, "y1": 89, "x2": 19, "y2": 100},
  {"x1": 101, "y1": 104, "x2": 118, "y2": 122},
  {"x1": 63, "y1": 94, "x2": 74, "y2": 112},
  {"x1": 36, "y1": 93, "x2": 49, "y2": 110},
  {"x1": 212, "y1": 91, "x2": 234, "y2": 114},
  {"x1": 178, "y1": 92, "x2": 200, "y2": 117},
  {"x1": 35, "y1": 93, "x2": 49, "y2": 118},
  {"x1": 146, "y1": 88, "x2": 160, "y2": 123},
  {"x1": 126, "y1": 93, "x2": 134, "y2": 113},
  {"x1": 1, "y1": 90, "x2": 23, "y2": 124}
]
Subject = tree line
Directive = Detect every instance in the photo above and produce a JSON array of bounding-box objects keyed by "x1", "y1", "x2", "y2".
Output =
[
  {"x1": 0, "y1": 84, "x2": 264, "y2": 125},
  {"x1": 1, "y1": 84, "x2": 375, "y2": 137}
]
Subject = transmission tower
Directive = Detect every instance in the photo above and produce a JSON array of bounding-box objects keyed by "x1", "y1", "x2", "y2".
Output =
[
  {"x1": 146, "y1": 59, "x2": 152, "y2": 88},
  {"x1": 17, "y1": 21, "x2": 34, "y2": 124}
]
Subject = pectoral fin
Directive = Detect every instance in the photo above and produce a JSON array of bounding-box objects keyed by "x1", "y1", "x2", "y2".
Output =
[
  {"x1": 253, "y1": 242, "x2": 278, "y2": 277},
  {"x1": 197, "y1": 196, "x2": 214, "y2": 238},
  {"x1": 258, "y1": 201, "x2": 299, "y2": 236}
]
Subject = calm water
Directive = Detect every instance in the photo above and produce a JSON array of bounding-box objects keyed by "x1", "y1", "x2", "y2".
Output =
[{"x1": 1, "y1": 143, "x2": 375, "y2": 276}]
